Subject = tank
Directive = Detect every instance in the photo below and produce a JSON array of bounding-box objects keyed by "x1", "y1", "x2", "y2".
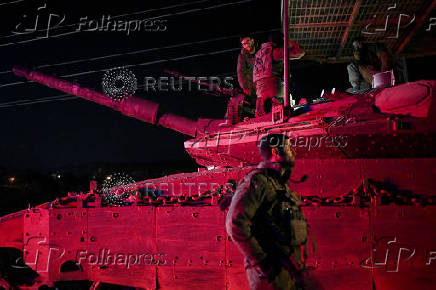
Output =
[{"x1": 0, "y1": 65, "x2": 435, "y2": 290}]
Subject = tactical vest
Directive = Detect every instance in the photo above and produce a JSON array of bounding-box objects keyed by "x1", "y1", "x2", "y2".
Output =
[{"x1": 250, "y1": 168, "x2": 308, "y2": 253}]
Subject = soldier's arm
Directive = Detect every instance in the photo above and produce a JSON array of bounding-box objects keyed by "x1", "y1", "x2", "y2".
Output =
[
  {"x1": 225, "y1": 173, "x2": 269, "y2": 266},
  {"x1": 237, "y1": 54, "x2": 247, "y2": 89},
  {"x1": 359, "y1": 64, "x2": 378, "y2": 85},
  {"x1": 377, "y1": 51, "x2": 393, "y2": 72},
  {"x1": 347, "y1": 63, "x2": 362, "y2": 89},
  {"x1": 272, "y1": 40, "x2": 305, "y2": 61},
  {"x1": 376, "y1": 43, "x2": 393, "y2": 72},
  {"x1": 288, "y1": 40, "x2": 305, "y2": 59}
]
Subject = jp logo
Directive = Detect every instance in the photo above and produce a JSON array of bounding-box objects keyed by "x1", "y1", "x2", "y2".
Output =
[
  {"x1": 360, "y1": 237, "x2": 415, "y2": 272},
  {"x1": 426, "y1": 18, "x2": 436, "y2": 32},
  {"x1": 12, "y1": 236, "x2": 65, "y2": 273},
  {"x1": 12, "y1": 3, "x2": 66, "y2": 38}
]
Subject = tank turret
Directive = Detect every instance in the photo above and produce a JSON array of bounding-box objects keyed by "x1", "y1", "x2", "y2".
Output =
[{"x1": 13, "y1": 66, "x2": 436, "y2": 168}]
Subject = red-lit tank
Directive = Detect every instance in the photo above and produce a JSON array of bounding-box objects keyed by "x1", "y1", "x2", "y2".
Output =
[{"x1": 0, "y1": 64, "x2": 435, "y2": 290}]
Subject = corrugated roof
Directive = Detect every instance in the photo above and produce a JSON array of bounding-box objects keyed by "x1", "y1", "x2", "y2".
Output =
[{"x1": 287, "y1": 0, "x2": 436, "y2": 62}]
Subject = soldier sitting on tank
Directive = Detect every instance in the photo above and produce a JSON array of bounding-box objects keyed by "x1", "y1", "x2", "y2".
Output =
[
  {"x1": 226, "y1": 134, "x2": 309, "y2": 290},
  {"x1": 347, "y1": 37, "x2": 408, "y2": 93},
  {"x1": 253, "y1": 33, "x2": 305, "y2": 117}
]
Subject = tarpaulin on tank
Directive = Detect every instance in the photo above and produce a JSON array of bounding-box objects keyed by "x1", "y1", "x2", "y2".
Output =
[{"x1": 374, "y1": 81, "x2": 435, "y2": 118}]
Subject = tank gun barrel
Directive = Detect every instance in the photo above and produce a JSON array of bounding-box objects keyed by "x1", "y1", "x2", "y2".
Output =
[{"x1": 13, "y1": 66, "x2": 198, "y2": 137}]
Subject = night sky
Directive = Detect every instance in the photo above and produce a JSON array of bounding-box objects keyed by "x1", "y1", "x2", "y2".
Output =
[{"x1": 0, "y1": 0, "x2": 434, "y2": 172}]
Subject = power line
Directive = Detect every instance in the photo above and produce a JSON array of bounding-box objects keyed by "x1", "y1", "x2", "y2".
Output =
[
  {"x1": 52, "y1": 47, "x2": 240, "y2": 78},
  {"x1": 0, "y1": 70, "x2": 235, "y2": 108},
  {"x1": 0, "y1": 80, "x2": 26, "y2": 88},
  {"x1": 0, "y1": 0, "x2": 24, "y2": 6},
  {"x1": 0, "y1": 0, "x2": 252, "y2": 47},
  {"x1": 0, "y1": 34, "x2": 241, "y2": 76},
  {"x1": 0, "y1": 46, "x2": 242, "y2": 89},
  {"x1": 0, "y1": 95, "x2": 77, "y2": 108},
  {"x1": 143, "y1": 0, "x2": 252, "y2": 21},
  {"x1": 0, "y1": 94, "x2": 72, "y2": 105},
  {"x1": 0, "y1": 27, "x2": 278, "y2": 78}
]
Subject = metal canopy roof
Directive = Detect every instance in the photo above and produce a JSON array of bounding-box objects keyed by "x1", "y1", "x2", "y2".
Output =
[{"x1": 287, "y1": 0, "x2": 436, "y2": 62}]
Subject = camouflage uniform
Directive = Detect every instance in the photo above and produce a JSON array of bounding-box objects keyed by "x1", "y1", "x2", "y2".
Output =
[
  {"x1": 223, "y1": 49, "x2": 256, "y2": 125},
  {"x1": 226, "y1": 162, "x2": 308, "y2": 290},
  {"x1": 237, "y1": 49, "x2": 256, "y2": 95},
  {"x1": 236, "y1": 49, "x2": 257, "y2": 118}
]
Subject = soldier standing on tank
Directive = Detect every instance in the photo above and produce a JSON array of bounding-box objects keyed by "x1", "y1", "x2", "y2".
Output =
[
  {"x1": 226, "y1": 134, "x2": 309, "y2": 290},
  {"x1": 253, "y1": 33, "x2": 304, "y2": 117},
  {"x1": 238, "y1": 36, "x2": 256, "y2": 97},
  {"x1": 222, "y1": 36, "x2": 257, "y2": 126}
]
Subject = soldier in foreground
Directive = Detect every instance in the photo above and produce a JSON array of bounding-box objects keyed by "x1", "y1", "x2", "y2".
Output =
[{"x1": 226, "y1": 134, "x2": 308, "y2": 290}]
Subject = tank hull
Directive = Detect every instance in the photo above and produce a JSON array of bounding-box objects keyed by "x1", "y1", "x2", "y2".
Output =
[{"x1": 1, "y1": 158, "x2": 435, "y2": 289}]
